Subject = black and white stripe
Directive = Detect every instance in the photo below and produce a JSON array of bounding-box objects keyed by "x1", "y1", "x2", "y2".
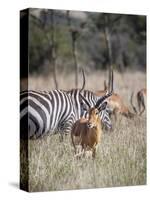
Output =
[
  {"x1": 65, "y1": 89, "x2": 112, "y2": 129},
  {"x1": 20, "y1": 88, "x2": 112, "y2": 139},
  {"x1": 20, "y1": 89, "x2": 84, "y2": 139}
]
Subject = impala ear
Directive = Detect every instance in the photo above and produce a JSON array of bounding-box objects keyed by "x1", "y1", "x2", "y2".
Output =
[{"x1": 98, "y1": 102, "x2": 107, "y2": 112}]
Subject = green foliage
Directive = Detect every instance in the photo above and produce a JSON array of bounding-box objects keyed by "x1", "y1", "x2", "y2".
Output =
[{"x1": 28, "y1": 9, "x2": 146, "y2": 75}]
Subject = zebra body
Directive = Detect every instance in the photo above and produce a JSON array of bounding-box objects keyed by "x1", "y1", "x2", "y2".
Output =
[
  {"x1": 20, "y1": 88, "x2": 112, "y2": 139},
  {"x1": 20, "y1": 90, "x2": 78, "y2": 139}
]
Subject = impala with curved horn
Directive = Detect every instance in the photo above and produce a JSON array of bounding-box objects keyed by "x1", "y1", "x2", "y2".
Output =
[
  {"x1": 66, "y1": 68, "x2": 113, "y2": 130},
  {"x1": 71, "y1": 90, "x2": 112, "y2": 158},
  {"x1": 95, "y1": 70, "x2": 134, "y2": 118}
]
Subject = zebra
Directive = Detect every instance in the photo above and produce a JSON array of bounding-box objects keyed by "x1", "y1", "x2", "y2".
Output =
[
  {"x1": 20, "y1": 88, "x2": 112, "y2": 139},
  {"x1": 20, "y1": 89, "x2": 83, "y2": 139},
  {"x1": 20, "y1": 89, "x2": 112, "y2": 139},
  {"x1": 20, "y1": 70, "x2": 113, "y2": 139}
]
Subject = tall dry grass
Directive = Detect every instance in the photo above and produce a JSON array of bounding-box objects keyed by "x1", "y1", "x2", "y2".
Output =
[
  {"x1": 27, "y1": 115, "x2": 146, "y2": 192},
  {"x1": 21, "y1": 70, "x2": 146, "y2": 192},
  {"x1": 28, "y1": 70, "x2": 146, "y2": 110}
]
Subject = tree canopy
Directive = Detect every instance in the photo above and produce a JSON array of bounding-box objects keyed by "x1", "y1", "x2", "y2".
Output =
[{"x1": 28, "y1": 9, "x2": 146, "y2": 75}]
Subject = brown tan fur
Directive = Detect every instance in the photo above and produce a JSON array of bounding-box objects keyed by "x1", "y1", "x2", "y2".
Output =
[
  {"x1": 95, "y1": 81, "x2": 134, "y2": 118},
  {"x1": 71, "y1": 108, "x2": 102, "y2": 158},
  {"x1": 130, "y1": 88, "x2": 146, "y2": 116}
]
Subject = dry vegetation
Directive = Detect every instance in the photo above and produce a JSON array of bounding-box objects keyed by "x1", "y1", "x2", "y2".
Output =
[{"x1": 21, "y1": 70, "x2": 146, "y2": 192}]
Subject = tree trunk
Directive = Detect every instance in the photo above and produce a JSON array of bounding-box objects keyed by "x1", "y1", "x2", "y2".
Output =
[
  {"x1": 115, "y1": 31, "x2": 125, "y2": 72},
  {"x1": 72, "y1": 39, "x2": 79, "y2": 88},
  {"x1": 103, "y1": 14, "x2": 113, "y2": 90},
  {"x1": 66, "y1": 11, "x2": 79, "y2": 88},
  {"x1": 50, "y1": 10, "x2": 58, "y2": 89}
]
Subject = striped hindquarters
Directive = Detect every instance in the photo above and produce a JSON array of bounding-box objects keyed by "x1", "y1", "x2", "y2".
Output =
[{"x1": 20, "y1": 90, "x2": 74, "y2": 139}]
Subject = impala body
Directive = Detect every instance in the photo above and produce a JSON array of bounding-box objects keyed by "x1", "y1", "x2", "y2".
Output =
[
  {"x1": 95, "y1": 90, "x2": 133, "y2": 118},
  {"x1": 71, "y1": 107, "x2": 103, "y2": 158},
  {"x1": 130, "y1": 88, "x2": 146, "y2": 116},
  {"x1": 95, "y1": 72, "x2": 134, "y2": 119},
  {"x1": 71, "y1": 90, "x2": 112, "y2": 158}
]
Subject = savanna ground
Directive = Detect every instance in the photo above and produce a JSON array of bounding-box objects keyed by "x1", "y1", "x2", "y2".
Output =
[{"x1": 20, "y1": 70, "x2": 146, "y2": 192}]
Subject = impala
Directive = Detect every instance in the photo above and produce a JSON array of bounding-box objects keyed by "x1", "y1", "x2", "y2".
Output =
[
  {"x1": 130, "y1": 88, "x2": 146, "y2": 115},
  {"x1": 95, "y1": 71, "x2": 134, "y2": 118},
  {"x1": 71, "y1": 85, "x2": 113, "y2": 158}
]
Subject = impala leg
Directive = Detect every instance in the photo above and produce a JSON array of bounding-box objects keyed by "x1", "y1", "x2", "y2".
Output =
[
  {"x1": 139, "y1": 96, "x2": 145, "y2": 115},
  {"x1": 139, "y1": 107, "x2": 145, "y2": 115}
]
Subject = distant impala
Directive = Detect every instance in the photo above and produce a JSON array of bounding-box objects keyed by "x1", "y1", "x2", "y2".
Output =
[
  {"x1": 131, "y1": 88, "x2": 146, "y2": 115},
  {"x1": 95, "y1": 71, "x2": 134, "y2": 118}
]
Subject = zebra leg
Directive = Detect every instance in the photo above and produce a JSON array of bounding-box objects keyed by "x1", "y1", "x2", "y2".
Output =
[
  {"x1": 58, "y1": 122, "x2": 73, "y2": 142},
  {"x1": 59, "y1": 131, "x2": 64, "y2": 142},
  {"x1": 56, "y1": 126, "x2": 64, "y2": 142}
]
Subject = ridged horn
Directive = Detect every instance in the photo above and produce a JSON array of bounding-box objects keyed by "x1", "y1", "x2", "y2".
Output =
[
  {"x1": 79, "y1": 68, "x2": 85, "y2": 93},
  {"x1": 110, "y1": 69, "x2": 114, "y2": 93},
  {"x1": 95, "y1": 91, "x2": 112, "y2": 108}
]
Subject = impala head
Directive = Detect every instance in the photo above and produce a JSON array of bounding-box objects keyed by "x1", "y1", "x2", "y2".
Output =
[
  {"x1": 87, "y1": 102, "x2": 108, "y2": 128},
  {"x1": 78, "y1": 68, "x2": 113, "y2": 129},
  {"x1": 79, "y1": 67, "x2": 113, "y2": 127}
]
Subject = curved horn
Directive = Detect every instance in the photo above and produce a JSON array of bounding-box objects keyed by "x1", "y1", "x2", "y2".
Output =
[
  {"x1": 108, "y1": 67, "x2": 111, "y2": 92},
  {"x1": 78, "y1": 68, "x2": 90, "y2": 107},
  {"x1": 79, "y1": 68, "x2": 85, "y2": 93},
  {"x1": 110, "y1": 69, "x2": 114, "y2": 93},
  {"x1": 95, "y1": 91, "x2": 112, "y2": 108},
  {"x1": 108, "y1": 67, "x2": 114, "y2": 93}
]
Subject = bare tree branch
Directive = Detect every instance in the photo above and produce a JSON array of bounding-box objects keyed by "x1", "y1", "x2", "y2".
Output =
[
  {"x1": 66, "y1": 11, "x2": 79, "y2": 88},
  {"x1": 30, "y1": 11, "x2": 58, "y2": 89}
]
